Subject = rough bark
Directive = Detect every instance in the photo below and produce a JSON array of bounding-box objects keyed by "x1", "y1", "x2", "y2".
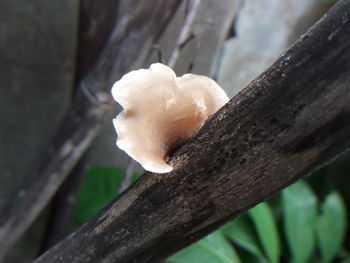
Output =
[
  {"x1": 33, "y1": 0, "x2": 350, "y2": 262},
  {"x1": 0, "y1": 0, "x2": 181, "y2": 259}
]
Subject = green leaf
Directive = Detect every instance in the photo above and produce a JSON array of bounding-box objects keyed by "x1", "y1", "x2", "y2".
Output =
[
  {"x1": 316, "y1": 192, "x2": 347, "y2": 263},
  {"x1": 249, "y1": 202, "x2": 280, "y2": 263},
  {"x1": 168, "y1": 231, "x2": 241, "y2": 263},
  {"x1": 73, "y1": 166, "x2": 139, "y2": 224},
  {"x1": 282, "y1": 180, "x2": 317, "y2": 263},
  {"x1": 222, "y1": 214, "x2": 267, "y2": 262}
]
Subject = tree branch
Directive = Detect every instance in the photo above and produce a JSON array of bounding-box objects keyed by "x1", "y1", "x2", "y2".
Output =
[
  {"x1": 33, "y1": 0, "x2": 350, "y2": 262},
  {"x1": 119, "y1": 159, "x2": 137, "y2": 194},
  {"x1": 0, "y1": 0, "x2": 181, "y2": 259},
  {"x1": 167, "y1": 0, "x2": 202, "y2": 68}
]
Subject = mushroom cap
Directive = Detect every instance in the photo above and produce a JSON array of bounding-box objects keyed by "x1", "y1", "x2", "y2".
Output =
[{"x1": 112, "y1": 63, "x2": 229, "y2": 173}]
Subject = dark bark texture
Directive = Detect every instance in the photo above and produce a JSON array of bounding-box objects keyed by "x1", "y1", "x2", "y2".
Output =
[
  {"x1": 0, "y1": 0, "x2": 181, "y2": 259},
  {"x1": 33, "y1": 0, "x2": 350, "y2": 262}
]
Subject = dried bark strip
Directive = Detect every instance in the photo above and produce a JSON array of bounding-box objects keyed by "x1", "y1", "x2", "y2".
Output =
[
  {"x1": 34, "y1": 1, "x2": 350, "y2": 262},
  {"x1": 0, "y1": 0, "x2": 181, "y2": 259},
  {"x1": 40, "y1": 0, "x2": 119, "y2": 250}
]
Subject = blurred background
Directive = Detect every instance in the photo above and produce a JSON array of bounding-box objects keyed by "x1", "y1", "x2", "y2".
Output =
[{"x1": 0, "y1": 0, "x2": 348, "y2": 262}]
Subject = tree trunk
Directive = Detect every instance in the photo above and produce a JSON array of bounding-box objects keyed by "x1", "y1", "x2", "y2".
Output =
[{"x1": 35, "y1": 0, "x2": 350, "y2": 262}]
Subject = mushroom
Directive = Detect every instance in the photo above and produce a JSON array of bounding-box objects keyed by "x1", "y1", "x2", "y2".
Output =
[{"x1": 112, "y1": 63, "x2": 229, "y2": 173}]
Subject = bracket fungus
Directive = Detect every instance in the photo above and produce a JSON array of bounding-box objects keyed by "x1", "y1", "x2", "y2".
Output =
[{"x1": 112, "y1": 63, "x2": 229, "y2": 173}]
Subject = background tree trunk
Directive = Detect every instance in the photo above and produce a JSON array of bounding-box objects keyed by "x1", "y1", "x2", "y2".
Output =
[
  {"x1": 0, "y1": 0, "x2": 182, "y2": 260},
  {"x1": 33, "y1": 0, "x2": 350, "y2": 262}
]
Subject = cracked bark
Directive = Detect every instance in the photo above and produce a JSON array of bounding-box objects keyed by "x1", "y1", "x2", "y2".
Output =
[{"x1": 33, "y1": 0, "x2": 350, "y2": 262}]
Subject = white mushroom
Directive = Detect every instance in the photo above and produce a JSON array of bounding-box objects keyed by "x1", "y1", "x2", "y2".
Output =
[{"x1": 112, "y1": 63, "x2": 229, "y2": 173}]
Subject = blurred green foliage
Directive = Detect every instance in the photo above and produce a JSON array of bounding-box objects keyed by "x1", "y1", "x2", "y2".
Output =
[
  {"x1": 73, "y1": 167, "x2": 139, "y2": 224},
  {"x1": 73, "y1": 167, "x2": 349, "y2": 263},
  {"x1": 282, "y1": 181, "x2": 317, "y2": 263},
  {"x1": 168, "y1": 230, "x2": 241, "y2": 263},
  {"x1": 169, "y1": 179, "x2": 348, "y2": 263}
]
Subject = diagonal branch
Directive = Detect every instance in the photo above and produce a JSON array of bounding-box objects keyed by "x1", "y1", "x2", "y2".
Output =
[
  {"x1": 167, "y1": 0, "x2": 202, "y2": 68},
  {"x1": 33, "y1": 0, "x2": 350, "y2": 262},
  {"x1": 0, "y1": 0, "x2": 182, "y2": 259}
]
